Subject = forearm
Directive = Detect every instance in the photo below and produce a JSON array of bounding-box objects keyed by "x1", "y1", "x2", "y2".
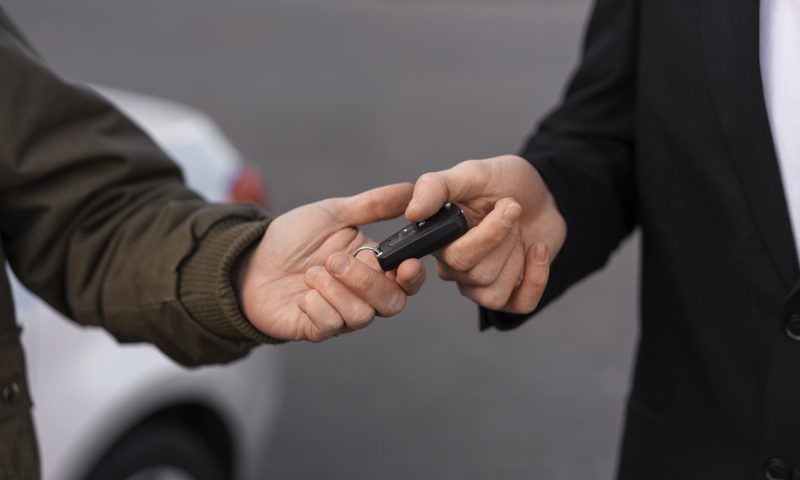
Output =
[{"x1": 0, "y1": 10, "x2": 275, "y2": 365}]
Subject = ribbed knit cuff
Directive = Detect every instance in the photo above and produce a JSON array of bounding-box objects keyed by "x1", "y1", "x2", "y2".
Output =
[{"x1": 179, "y1": 217, "x2": 284, "y2": 345}]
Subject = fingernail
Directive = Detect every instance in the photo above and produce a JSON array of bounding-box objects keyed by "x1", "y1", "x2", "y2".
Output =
[
  {"x1": 533, "y1": 243, "x2": 548, "y2": 264},
  {"x1": 329, "y1": 255, "x2": 351, "y2": 275},
  {"x1": 502, "y1": 203, "x2": 521, "y2": 227}
]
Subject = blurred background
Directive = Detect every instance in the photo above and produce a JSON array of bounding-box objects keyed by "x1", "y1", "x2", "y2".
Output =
[{"x1": 5, "y1": 0, "x2": 640, "y2": 478}]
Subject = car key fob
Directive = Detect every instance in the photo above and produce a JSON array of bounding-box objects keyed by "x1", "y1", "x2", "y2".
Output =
[{"x1": 370, "y1": 203, "x2": 469, "y2": 271}]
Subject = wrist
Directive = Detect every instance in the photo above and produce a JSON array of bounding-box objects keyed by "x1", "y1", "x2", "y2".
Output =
[{"x1": 179, "y1": 217, "x2": 281, "y2": 344}]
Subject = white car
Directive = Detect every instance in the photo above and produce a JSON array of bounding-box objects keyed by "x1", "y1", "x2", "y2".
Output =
[{"x1": 10, "y1": 86, "x2": 284, "y2": 480}]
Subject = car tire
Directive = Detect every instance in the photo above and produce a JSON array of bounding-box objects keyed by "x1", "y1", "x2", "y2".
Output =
[{"x1": 83, "y1": 421, "x2": 226, "y2": 480}]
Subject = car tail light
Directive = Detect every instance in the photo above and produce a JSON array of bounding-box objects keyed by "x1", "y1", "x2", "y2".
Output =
[{"x1": 229, "y1": 164, "x2": 269, "y2": 210}]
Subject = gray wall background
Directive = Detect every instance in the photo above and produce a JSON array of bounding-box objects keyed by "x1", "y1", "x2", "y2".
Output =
[{"x1": 4, "y1": 1, "x2": 640, "y2": 478}]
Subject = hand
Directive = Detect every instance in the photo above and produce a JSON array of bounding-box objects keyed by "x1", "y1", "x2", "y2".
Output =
[
  {"x1": 406, "y1": 155, "x2": 566, "y2": 314},
  {"x1": 235, "y1": 183, "x2": 426, "y2": 342}
]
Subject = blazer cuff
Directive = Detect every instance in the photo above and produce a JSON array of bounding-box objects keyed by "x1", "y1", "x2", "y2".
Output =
[{"x1": 179, "y1": 217, "x2": 284, "y2": 346}]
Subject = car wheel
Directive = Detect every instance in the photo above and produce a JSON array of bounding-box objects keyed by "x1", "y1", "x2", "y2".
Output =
[{"x1": 83, "y1": 421, "x2": 226, "y2": 480}]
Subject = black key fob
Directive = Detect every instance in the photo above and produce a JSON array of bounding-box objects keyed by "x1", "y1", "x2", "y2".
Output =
[{"x1": 372, "y1": 203, "x2": 469, "y2": 271}]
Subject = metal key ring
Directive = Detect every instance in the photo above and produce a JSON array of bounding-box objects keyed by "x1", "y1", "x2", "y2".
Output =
[{"x1": 352, "y1": 246, "x2": 380, "y2": 258}]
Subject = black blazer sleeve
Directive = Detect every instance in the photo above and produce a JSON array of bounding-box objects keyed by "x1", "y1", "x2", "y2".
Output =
[{"x1": 481, "y1": 0, "x2": 639, "y2": 330}]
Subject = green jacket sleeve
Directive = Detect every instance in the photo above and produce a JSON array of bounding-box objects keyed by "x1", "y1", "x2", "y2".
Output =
[{"x1": 0, "y1": 9, "x2": 279, "y2": 366}]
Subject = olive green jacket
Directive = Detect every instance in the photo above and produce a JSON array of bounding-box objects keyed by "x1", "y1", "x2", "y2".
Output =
[{"x1": 0, "y1": 8, "x2": 278, "y2": 479}]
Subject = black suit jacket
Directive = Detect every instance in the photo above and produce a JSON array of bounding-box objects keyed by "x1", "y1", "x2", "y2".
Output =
[{"x1": 482, "y1": 0, "x2": 800, "y2": 478}]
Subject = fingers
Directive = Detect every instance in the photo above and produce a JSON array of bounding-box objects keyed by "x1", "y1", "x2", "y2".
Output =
[
  {"x1": 395, "y1": 259, "x2": 426, "y2": 295},
  {"x1": 453, "y1": 240, "x2": 525, "y2": 310},
  {"x1": 304, "y1": 266, "x2": 377, "y2": 331},
  {"x1": 356, "y1": 246, "x2": 426, "y2": 295},
  {"x1": 330, "y1": 183, "x2": 414, "y2": 226},
  {"x1": 298, "y1": 289, "x2": 345, "y2": 342},
  {"x1": 406, "y1": 160, "x2": 489, "y2": 221},
  {"x1": 436, "y1": 198, "x2": 521, "y2": 273},
  {"x1": 354, "y1": 243, "x2": 426, "y2": 296},
  {"x1": 503, "y1": 243, "x2": 551, "y2": 314},
  {"x1": 326, "y1": 253, "x2": 407, "y2": 317},
  {"x1": 354, "y1": 246, "x2": 382, "y2": 271},
  {"x1": 440, "y1": 240, "x2": 551, "y2": 314},
  {"x1": 437, "y1": 229, "x2": 518, "y2": 287}
]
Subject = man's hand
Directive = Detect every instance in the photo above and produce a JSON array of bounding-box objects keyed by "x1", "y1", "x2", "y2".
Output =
[
  {"x1": 235, "y1": 183, "x2": 426, "y2": 342},
  {"x1": 406, "y1": 155, "x2": 566, "y2": 314}
]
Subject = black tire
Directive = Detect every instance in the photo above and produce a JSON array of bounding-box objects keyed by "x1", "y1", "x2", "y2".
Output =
[{"x1": 83, "y1": 421, "x2": 226, "y2": 480}]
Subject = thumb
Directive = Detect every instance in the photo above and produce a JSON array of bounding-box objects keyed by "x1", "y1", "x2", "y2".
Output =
[
  {"x1": 330, "y1": 182, "x2": 414, "y2": 226},
  {"x1": 406, "y1": 160, "x2": 488, "y2": 222}
]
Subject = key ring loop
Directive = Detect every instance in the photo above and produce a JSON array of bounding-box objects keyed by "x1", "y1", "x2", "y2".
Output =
[{"x1": 352, "y1": 246, "x2": 380, "y2": 258}]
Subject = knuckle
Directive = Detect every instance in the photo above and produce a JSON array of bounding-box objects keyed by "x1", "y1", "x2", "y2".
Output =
[
  {"x1": 352, "y1": 270, "x2": 376, "y2": 293},
  {"x1": 459, "y1": 159, "x2": 481, "y2": 172},
  {"x1": 325, "y1": 313, "x2": 346, "y2": 333},
  {"x1": 464, "y1": 158, "x2": 492, "y2": 179},
  {"x1": 361, "y1": 193, "x2": 383, "y2": 221},
  {"x1": 443, "y1": 250, "x2": 471, "y2": 273},
  {"x1": 416, "y1": 172, "x2": 438, "y2": 188},
  {"x1": 306, "y1": 325, "x2": 327, "y2": 343},
  {"x1": 468, "y1": 264, "x2": 498, "y2": 287},
  {"x1": 348, "y1": 305, "x2": 375, "y2": 329},
  {"x1": 477, "y1": 289, "x2": 509, "y2": 311}
]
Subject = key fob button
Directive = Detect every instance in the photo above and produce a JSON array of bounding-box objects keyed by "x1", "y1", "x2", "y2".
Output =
[
  {"x1": 374, "y1": 203, "x2": 469, "y2": 271},
  {"x1": 386, "y1": 226, "x2": 416, "y2": 247}
]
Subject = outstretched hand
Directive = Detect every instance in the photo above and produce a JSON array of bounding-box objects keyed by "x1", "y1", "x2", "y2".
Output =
[
  {"x1": 406, "y1": 155, "x2": 566, "y2": 314},
  {"x1": 236, "y1": 183, "x2": 426, "y2": 342}
]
